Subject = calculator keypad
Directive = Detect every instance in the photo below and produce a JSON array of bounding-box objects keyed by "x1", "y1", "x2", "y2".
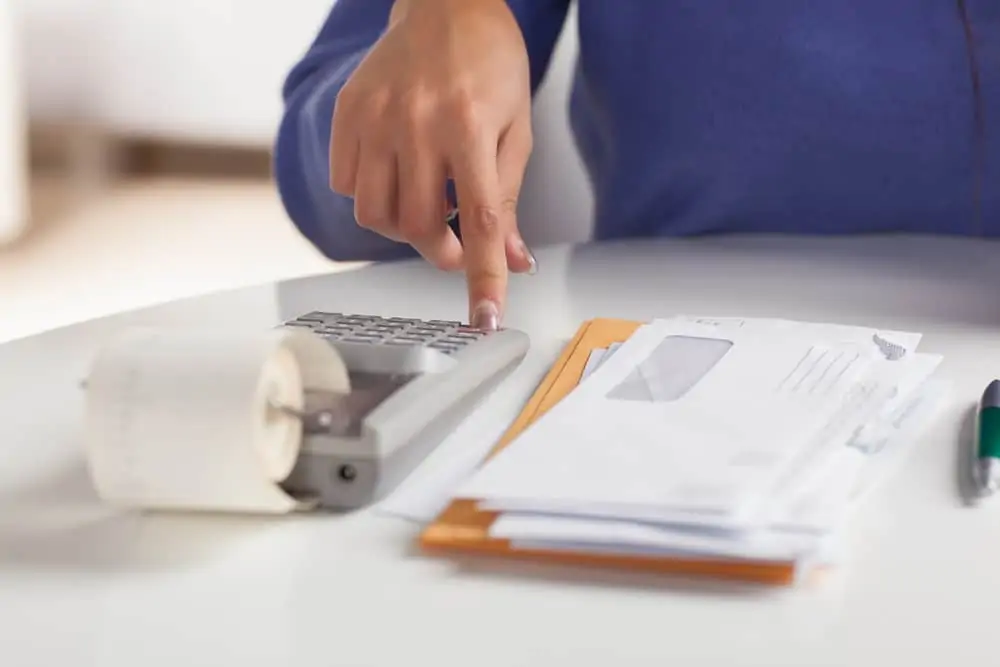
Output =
[{"x1": 280, "y1": 312, "x2": 489, "y2": 355}]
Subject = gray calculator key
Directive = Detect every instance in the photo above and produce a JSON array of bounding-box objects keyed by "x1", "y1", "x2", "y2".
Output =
[
  {"x1": 298, "y1": 312, "x2": 331, "y2": 322},
  {"x1": 447, "y1": 332, "x2": 479, "y2": 340}
]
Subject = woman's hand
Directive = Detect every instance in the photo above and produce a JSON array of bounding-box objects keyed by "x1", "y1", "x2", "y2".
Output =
[{"x1": 330, "y1": 0, "x2": 536, "y2": 329}]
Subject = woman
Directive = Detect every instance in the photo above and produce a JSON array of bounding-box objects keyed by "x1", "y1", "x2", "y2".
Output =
[{"x1": 274, "y1": 0, "x2": 993, "y2": 330}]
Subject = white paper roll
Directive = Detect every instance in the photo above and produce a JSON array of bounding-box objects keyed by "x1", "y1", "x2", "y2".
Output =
[{"x1": 83, "y1": 327, "x2": 350, "y2": 514}]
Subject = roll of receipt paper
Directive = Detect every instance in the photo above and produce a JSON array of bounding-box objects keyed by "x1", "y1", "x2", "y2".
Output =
[{"x1": 83, "y1": 326, "x2": 350, "y2": 514}]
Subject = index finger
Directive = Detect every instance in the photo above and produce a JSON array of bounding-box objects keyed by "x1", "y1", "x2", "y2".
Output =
[{"x1": 450, "y1": 138, "x2": 509, "y2": 330}]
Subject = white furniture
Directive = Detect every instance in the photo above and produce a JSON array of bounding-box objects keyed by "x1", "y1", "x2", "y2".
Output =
[
  {"x1": 0, "y1": 0, "x2": 26, "y2": 245},
  {"x1": 2, "y1": 235, "x2": 999, "y2": 665}
]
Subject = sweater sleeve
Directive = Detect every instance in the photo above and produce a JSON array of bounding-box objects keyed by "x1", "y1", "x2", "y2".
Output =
[{"x1": 273, "y1": 0, "x2": 572, "y2": 262}]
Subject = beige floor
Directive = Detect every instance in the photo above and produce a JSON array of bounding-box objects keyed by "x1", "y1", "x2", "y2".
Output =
[{"x1": 0, "y1": 172, "x2": 362, "y2": 343}]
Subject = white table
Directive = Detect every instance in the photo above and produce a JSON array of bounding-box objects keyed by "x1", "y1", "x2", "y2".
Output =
[{"x1": 3, "y1": 236, "x2": 1000, "y2": 667}]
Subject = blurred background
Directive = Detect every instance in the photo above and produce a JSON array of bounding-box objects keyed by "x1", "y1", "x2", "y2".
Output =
[{"x1": 0, "y1": 0, "x2": 591, "y2": 343}]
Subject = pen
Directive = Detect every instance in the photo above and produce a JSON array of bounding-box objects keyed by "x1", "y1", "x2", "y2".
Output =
[{"x1": 974, "y1": 379, "x2": 1000, "y2": 497}]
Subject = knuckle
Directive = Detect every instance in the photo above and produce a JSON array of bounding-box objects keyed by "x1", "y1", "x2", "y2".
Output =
[
  {"x1": 399, "y1": 86, "x2": 435, "y2": 122},
  {"x1": 358, "y1": 89, "x2": 391, "y2": 126},
  {"x1": 397, "y1": 214, "x2": 428, "y2": 238},
  {"x1": 429, "y1": 253, "x2": 460, "y2": 272},
  {"x1": 450, "y1": 89, "x2": 486, "y2": 134},
  {"x1": 466, "y1": 205, "x2": 503, "y2": 238},
  {"x1": 329, "y1": 171, "x2": 353, "y2": 196},
  {"x1": 333, "y1": 82, "x2": 358, "y2": 113},
  {"x1": 353, "y1": 200, "x2": 387, "y2": 230},
  {"x1": 501, "y1": 197, "x2": 518, "y2": 216},
  {"x1": 466, "y1": 263, "x2": 505, "y2": 286}
]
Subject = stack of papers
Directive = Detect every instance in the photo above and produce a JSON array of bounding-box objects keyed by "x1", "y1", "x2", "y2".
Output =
[{"x1": 452, "y1": 316, "x2": 949, "y2": 578}]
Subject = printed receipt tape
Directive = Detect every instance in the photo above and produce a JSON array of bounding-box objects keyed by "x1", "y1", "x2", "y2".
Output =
[{"x1": 83, "y1": 327, "x2": 350, "y2": 514}]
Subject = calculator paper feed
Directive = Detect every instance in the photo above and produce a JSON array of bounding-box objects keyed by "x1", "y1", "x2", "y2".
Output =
[
  {"x1": 457, "y1": 316, "x2": 948, "y2": 566},
  {"x1": 83, "y1": 327, "x2": 350, "y2": 514}
]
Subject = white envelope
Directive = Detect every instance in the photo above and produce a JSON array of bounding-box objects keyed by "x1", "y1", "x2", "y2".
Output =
[{"x1": 457, "y1": 318, "x2": 888, "y2": 524}]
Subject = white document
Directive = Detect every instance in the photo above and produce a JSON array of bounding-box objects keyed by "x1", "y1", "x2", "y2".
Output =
[
  {"x1": 671, "y1": 315, "x2": 922, "y2": 354},
  {"x1": 84, "y1": 326, "x2": 350, "y2": 514},
  {"x1": 487, "y1": 377, "x2": 948, "y2": 561},
  {"x1": 489, "y1": 512, "x2": 843, "y2": 563},
  {"x1": 488, "y1": 378, "x2": 948, "y2": 564},
  {"x1": 484, "y1": 314, "x2": 946, "y2": 564},
  {"x1": 456, "y1": 318, "x2": 888, "y2": 524}
]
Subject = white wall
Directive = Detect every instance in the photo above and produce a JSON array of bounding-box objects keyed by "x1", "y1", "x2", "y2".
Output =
[
  {"x1": 0, "y1": 0, "x2": 27, "y2": 244},
  {"x1": 519, "y1": 4, "x2": 593, "y2": 245},
  {"x1": 18, "y1": 0, "x2": 103, "y2": 123},
  {"x1": 15, "y1": 0, "x2": 593, "y2": 243},
  {"x1": 18, "y1": 0, "x2": 333, "y2": 144}
]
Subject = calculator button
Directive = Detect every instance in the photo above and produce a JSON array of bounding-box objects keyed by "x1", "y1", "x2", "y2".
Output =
[
  {"x1": 297, "y1": 312, "x2": 331, "y2": 322},
  {"x1": 342, "y1": 335, "x2": 381, "y2": 343},
  {"x1": 428, "y1": 319, "x2": 462, "y2": 327},
  {"x1": 284, "y1": 320, "x2": 315, "y2": 328},
  {"x1": 447, "y1": 332, "x2": 479, "y2": 340}
]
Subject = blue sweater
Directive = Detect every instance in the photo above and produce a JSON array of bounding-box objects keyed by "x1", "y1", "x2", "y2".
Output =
[{"x1": 275, "y1": 0, "x2": 998, "y2": 262}]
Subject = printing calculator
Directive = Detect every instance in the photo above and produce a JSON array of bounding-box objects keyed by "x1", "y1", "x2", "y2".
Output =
[{"x1": 277, "y1": 311, "x2": 530, "y2": 511}]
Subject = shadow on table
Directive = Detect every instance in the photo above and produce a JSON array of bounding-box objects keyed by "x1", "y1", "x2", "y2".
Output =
[{"x1": 0, "y1": 458, "x2": 303, "y2": 574}]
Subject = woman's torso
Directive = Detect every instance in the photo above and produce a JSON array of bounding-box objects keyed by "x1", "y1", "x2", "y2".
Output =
[{"x1": 569, "y1": 0, "x2": 999, "y2": 239}]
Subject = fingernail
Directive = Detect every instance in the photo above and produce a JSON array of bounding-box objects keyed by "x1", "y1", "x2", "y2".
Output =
[
  {"x1": 518, "y1": 240, "x2": 538, "y2": 275},
  {"x1": 471, "y1": 300, "x2": 500, "y2": 331}
]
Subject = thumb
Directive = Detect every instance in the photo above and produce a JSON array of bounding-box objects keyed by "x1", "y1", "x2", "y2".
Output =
[{"x1": 497, "y1": 111, "x2": 536, "y2": 274}]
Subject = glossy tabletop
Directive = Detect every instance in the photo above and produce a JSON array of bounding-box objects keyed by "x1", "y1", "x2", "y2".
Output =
[{"x1": 3, "y1": 236, "x2": 1000, "y2": 666}]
